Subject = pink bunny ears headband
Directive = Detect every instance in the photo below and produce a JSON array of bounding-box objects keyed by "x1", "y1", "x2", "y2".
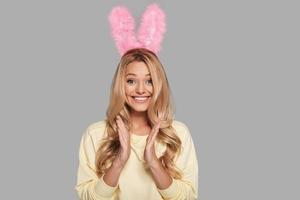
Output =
[{"x1": 108, "y1": 3, "x2": 166, "y2": 56}]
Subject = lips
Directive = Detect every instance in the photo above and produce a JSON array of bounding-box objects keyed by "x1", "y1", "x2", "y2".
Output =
[
  {"x1": 133, "y1": 96, "x2": 149, "y2": 99},
  {"x1": 131, "y1": 96, "x2": 150, "y2": 103}
]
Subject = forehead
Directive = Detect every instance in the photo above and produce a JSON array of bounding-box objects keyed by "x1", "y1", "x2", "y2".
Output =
[{"x1": 125, "y1": 61, "x2": 150, "y2": 76}]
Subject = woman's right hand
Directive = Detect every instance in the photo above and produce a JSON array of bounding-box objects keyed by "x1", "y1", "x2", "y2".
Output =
[{"x1": 114, "y1": 115, "x2": 131, "y2": 168}]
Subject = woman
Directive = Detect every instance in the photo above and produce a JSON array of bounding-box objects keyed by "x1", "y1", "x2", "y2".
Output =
[{"x1": 75, "y1": 48, "x2": 198, "y2": 200}]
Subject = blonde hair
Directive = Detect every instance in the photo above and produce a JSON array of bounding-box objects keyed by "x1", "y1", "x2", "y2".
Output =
[{"x1": 95, "y1": 48, "x2": 183, "y2": 179}]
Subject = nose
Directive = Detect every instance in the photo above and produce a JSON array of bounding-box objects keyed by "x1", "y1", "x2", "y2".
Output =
[{"x1": 136, "y1": 81, "x2": 145, "y2": 94}]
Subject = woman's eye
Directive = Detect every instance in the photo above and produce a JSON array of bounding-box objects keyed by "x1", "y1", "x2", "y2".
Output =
[
  {"x1": 126, "y1": 79, "x2": 135, "y2": 85},
  {"x1": 146, "y1": 79, "x2": 153, "y2": 85}
]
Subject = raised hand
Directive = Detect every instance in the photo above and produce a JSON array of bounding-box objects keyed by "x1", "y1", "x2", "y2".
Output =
[
  {"x1": 144, "y1": 119, "x2": 161, "y2": 168},
  {"x1": 115, "y1": 115, "x2": 131, "y2": 168}
]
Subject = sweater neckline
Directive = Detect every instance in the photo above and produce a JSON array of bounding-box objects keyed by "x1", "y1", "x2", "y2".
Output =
[
  {"x1": 131, "y1": 133, "x2": 149, "y2": 137},
  {"x1": 130, "y1": 133, "x2": 148, "y2": 146}
]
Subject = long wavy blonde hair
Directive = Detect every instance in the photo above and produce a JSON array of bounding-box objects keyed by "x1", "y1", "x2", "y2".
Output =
[{"x1": 95, "y1": 48, "x2": 183, "y2": 179}]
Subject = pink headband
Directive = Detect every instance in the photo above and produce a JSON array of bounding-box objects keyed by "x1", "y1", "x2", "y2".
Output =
[{"x1": 108, "y1": 3, "x2": 166, "y2": 56}]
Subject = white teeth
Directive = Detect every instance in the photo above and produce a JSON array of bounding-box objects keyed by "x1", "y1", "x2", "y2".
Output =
[
  {"x1": 134, "y1": 97, "x2": 147, "y2": 100},
  {"x1": 132, "y1": 96, "x2": 149, "y2": 102}
]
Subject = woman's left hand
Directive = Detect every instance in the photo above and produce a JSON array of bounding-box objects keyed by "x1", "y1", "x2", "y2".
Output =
[{"x1": 144, "y1": 119, "x2": 161, "y2": 168}]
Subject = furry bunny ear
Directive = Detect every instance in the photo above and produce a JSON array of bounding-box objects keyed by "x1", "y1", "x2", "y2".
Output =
[
  {"x1": 138, "y1": 3, "x2": 166, "y2": 54},
  {"x1": 108, "y1": 4, "x2": 166, "y2": 56},
  {"x1": 108, "y1": 6, "x2": 140, "y2": 55}
]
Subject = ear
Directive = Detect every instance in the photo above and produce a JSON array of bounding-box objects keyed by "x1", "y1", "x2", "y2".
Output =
[
  {"x1": 138, "y1": 3, "x2": 166, "y2": 54},
  {"x1": 108, "y1": 6, "x2": 140, "y2": 55}
]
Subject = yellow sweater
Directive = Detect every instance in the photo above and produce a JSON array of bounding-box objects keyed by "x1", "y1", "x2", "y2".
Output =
[{"x1": 75, "y1": 120, "x2": 198, "y2": 200}]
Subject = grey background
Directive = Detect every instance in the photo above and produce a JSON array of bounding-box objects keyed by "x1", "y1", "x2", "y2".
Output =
[{"x1": 1, "y1": 0, "x2": 299, "y2": 199}]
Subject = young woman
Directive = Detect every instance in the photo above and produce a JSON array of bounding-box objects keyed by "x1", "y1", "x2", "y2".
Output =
[{"x1": 75, "y1": 48, "x2": 198, "y2": 200}]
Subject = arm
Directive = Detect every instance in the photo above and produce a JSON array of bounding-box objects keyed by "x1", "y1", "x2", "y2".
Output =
[
  {"x1": 75, "y1": 128, "x2": 119, "y2": 200},
  {"x1": 154, "y1": 124, "x2": 199, "y2": 200}
]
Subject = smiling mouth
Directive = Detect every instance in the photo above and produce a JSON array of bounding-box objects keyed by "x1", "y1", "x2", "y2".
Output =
[{"x1": 131, "y1": 96, "x2": 150, "y2": 103}]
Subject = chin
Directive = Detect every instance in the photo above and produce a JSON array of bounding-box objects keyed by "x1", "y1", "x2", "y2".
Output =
[{"x1": 128, "y1": 104, "x2": 149, "y2": 112}]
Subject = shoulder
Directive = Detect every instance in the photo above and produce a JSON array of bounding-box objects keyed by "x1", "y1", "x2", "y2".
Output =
[
  {"x1": 171, "y1": 120, "x2": 193, "y2": 143},
  {"x1": 82, "y1": 120, "x2": 108, "y2": 147},
  {"x1": 172, "y1": 120, "x2": 189, "y2": 131},
  {"x1": 85, "y1": 120, "x2": 107, "y2": 134}
]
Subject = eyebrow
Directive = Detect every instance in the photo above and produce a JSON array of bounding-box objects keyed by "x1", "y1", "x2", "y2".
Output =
[{"x1": 126, "y1": 73, "x2": 151, "y2": 77}]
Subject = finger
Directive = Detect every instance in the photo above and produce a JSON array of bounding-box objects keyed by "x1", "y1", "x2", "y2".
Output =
[
  {"x1": 148, "y1": 122, "x2": 159, "y2": 138},
  {"x1": 116, "y1": 119, "x2": 126, "y2": 145},
  {"x1": 150, "y1": 123, "x2": 160, "y2": 144},
  {"x1": 117, "y1": 116, "x2": 130, "y2": 143},
  {"x1": 148, "y1": 122, "x2": 160, "y2": 145},
  {"x1": 118, "y1": 116, "x2": 126, "y2": 132},
  {"x1": 118, "y1": 118, "x2": 129, "y2": 138}
]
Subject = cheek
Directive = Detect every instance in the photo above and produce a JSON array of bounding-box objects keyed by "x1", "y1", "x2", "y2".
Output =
[
  {"x1": 125, "y1": 85, "x2": 133, "y2": 95},
  {"x1": 148, "y1": 86, "x2": 153, "y2": 93}
]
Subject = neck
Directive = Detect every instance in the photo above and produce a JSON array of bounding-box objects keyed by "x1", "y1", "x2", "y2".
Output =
[{"x1": 130, "y1": 110, "x2": 149, "y2": 129}]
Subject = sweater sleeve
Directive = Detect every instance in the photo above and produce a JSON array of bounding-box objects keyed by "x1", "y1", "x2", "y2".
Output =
[
  {"x1": 75, "y1": 128, "x2": 119, "y2": 200},
  {"x1": 157, "y1": 123, "x2": 199, "y2": 200}
]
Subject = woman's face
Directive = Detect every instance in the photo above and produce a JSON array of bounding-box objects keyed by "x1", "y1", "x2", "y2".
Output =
[{"x1": 124, "y1": 61, "x2": 153, "y2": 112}]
